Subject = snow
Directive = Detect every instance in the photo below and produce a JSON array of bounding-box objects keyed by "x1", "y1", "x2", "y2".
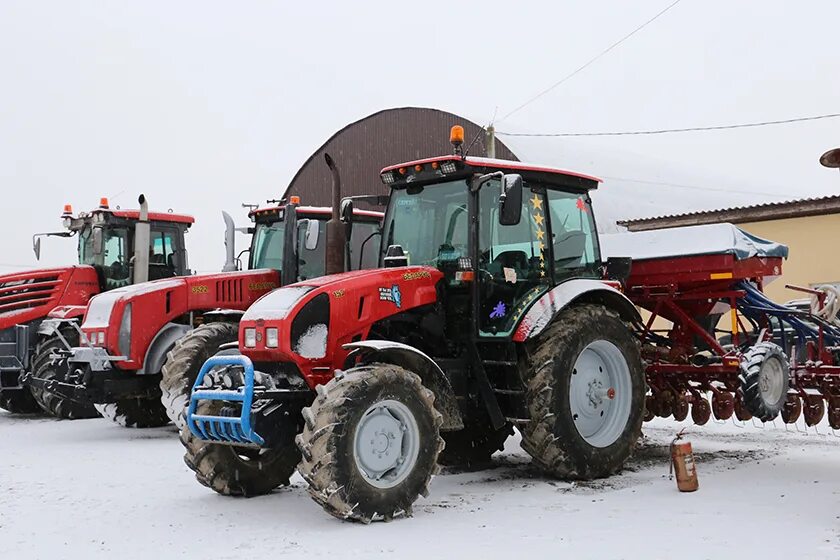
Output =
[
  {"x1": 293, "y1": 323, "x2": 328, "y2": 358},
  {"x1": 2, "y1": 412, "x2": 839, "y2": 559},
  {"x1": 600, "y1": 223, "x2": 789, "y2": 261}
]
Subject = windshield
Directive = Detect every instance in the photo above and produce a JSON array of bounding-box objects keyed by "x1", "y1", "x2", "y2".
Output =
[
  {"x1": 78, "y1": 225, "x2": 132, "y2": 288},
  {"x1": 382, "y1": 179, "x2": 469, "y2": 267},
  {"x1": 78, "y1": 226, "x2": 94, "y2": 265},
  {"x1": 251, "y1": 221, "x2": 286, "y2": 270}
]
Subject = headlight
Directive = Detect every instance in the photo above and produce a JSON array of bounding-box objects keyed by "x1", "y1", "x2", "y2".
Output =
[
  {"x1": 118, "y1": 303, "x2": 131, "y2": 356},
  {"x1": 265, "y1": 327, "x2": 278, "y2": 348},
  {"x1": 98, "y1": 331, "x2": 106, "y2": 345},
  {"x1": 244, "y1": 327, "x2": 256, "y2": 348}
]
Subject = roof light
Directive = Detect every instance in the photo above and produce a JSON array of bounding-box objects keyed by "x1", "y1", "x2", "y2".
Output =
[
  {"x1": 431, "y1": 162, "x2": 439, "y2": 170},
  {"x1": 414, "y1": 164, "x2": 423, "y2": 172},
  {"x1": 289, "y1": 195, "x2": 301, "y2": 205},
  {"x1": 381, "y1": 171, "x2": 395, "y2": 184},
  {"x1": 398, "y1": 167, "x2": 407, "y2": 176},
  {"x1": 99, "y1": 197, "x2": 109, "y2": 209},
  {"x1": 62, "y1": 204, "x2": 73, "y2": 216},
  {"x1": 450, "y1": 125, "x2": 465, "y2": 147}
]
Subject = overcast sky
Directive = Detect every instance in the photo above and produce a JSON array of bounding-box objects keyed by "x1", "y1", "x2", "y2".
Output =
[{"x1": 1, "y1": 0, "x2": 837, "y2": 272}]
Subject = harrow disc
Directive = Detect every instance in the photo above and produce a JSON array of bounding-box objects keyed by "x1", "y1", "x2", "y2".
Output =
[
  {"x1": 644, "y1": 395, "x2": 655, "y2": 422},
  {"x1": 712, "y1": 392, "x2": 735, "y2": 420},
  {"x1": 671, "y1": 396, "x2": 689, "y2": 422},
  {"x1": 653, "y1": 391, "x2": 673, "y2": 418},
  {"x1": 803, "y1": 397, "x2": 825, "y2": 427},
  {"x1": 828, "y1": 405, "x2": 840, "y2": 430},
  {"x1": 691, "y1": 397, "x2": 711, "y2": 425},
  {"x1": 734, "y1": 397, "x2": 752, "y2": 421},
  {"x1": 780, "y1": 395, "x2": 802, "y2": 424}
]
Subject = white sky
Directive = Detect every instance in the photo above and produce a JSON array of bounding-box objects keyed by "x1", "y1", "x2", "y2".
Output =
[{"x1": 1, "y1": 0, "x2": 838, "y2": 272}]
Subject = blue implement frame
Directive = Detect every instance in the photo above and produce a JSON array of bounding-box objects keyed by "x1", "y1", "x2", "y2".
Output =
[{"x1": 186, "y1": 355, "x2": 265, "y2": 446}]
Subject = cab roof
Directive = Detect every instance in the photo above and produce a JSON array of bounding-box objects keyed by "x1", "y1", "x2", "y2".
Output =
[
  {"x1": 381, "y1": 155, "x2": 602, "y2": 184},
  {"x1": 249, "y1": 205, "x2": 383, "y2": 221}
]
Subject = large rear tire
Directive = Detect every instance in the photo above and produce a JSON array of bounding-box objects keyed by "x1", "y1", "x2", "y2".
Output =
[
  {"x1": 160, "y1": 322, "x2": 239, "y2": 429},
  {"x1": 181, "y1": 400, "x2": 300, "y2": 496},
  {"x1": 95, "y1": 395, "x2": 170, "y2": 428},
  {"x1": 297, "y1": 363, "x2": 442, "y2": 523},
  {"x1": 29, "y1": 327, "x2": 100, "y2": 419},
  {"x1": 738, "y1": 342, "x2": 789, "y2": 422},
  {"x1": 520, "y1": 304, "x2": 644, "y2": 479}
]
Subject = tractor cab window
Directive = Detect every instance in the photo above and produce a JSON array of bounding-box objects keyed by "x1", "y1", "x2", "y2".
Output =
[
  {"x1": 102, "y1": 227, "x2": 131, "y2": 288},
  {"x1": 251, "y1": 221, "x2": 285, "y2": 271},
  {"x1": 348, "y1": 220, "x2": 381, "y2": 271},
  {"x1": 546, "y1": 190, "x2": 600, "y2": 281},
  {"x1": 383, "y1": 179, "x2": 469, "y2": 268},
  {"x1": 149, "y1": 228, "x2": 178, "y2": 280},
  {"x1": 478, "y1": 181, "x2": 550, "y2": 337},
  {"x1": 297, "y1": 219, "x2": 326, "y2": 281}
]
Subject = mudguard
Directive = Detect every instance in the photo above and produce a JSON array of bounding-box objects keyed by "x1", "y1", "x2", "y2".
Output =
[
  {"x1": 140, "y1": 322, "x2": 192, "y2": 375},
  {"x1": 512, "y1": 279, "x2": 641, "y2": 342},
  {"x1": 343, "y1": 340, "x2": 464, "y2": 431}
]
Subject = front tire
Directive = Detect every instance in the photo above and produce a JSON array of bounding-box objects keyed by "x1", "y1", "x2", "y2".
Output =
[
  {"x1": 160, "y1": 322, "x2": 239, "y2": 429},
  {"x1": 520, "y1": 304, "x2": 644, "y2": 479},
  {"x1": 29, "y1": 327, "x2": 100, "y2": 419},
  {"x1": 296, "y1": 363, "x2": 443, "y2": 523},
  {"x1": 95, "y1": 395, "x2": 170, "y2": 428}
]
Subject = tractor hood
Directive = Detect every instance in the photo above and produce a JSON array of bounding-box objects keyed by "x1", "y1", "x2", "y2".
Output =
[
  {"x1": 239, "y1": 266, "x2": 443, "y2": 388},
  {"x1": 79, "y1": 269, "x2": 280, "y2": 369},
  {"x1": 0, "y1": 266, "x2": 100, "y2": 330}
]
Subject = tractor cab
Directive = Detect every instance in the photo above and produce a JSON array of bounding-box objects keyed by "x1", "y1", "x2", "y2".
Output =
[
  {"x1": 36, "y1": 197, "x2": 193, "y2": 291},
  {"x1": 377, "y1": 135, "x2": 603, "y2": 339},
  {"x1": 245, "y1": 198, "x2": 382, "y2": 282}
]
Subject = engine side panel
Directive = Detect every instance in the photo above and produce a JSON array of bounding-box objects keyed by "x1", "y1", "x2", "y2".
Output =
[{"x1": 0, "y1": 266, "x2": 99, "y2": 331}]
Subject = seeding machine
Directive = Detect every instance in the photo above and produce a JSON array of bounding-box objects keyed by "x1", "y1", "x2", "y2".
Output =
[{"x1": 604, "y1": 224, "x2": 840, "y2": 429}]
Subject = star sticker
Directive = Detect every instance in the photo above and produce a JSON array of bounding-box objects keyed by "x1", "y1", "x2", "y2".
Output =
[
  {"x1": 536, "y1": 228, "x2": 545, "y2": 240},
  {"x1": 530, "y1": 194, "x2": 543, "y2": 210},
  {"x1": 576, "y1": 198, "x2": 588, "y2": 212},
  {"x1": 538, "y1": 241, "x2": 545, "y2": 251},
  {"x1": 533, "y1": 212, "x2": 544, "y2": 226},
  {"x1": 540, "y1": 270, "x2": 546, "y2": 277}
]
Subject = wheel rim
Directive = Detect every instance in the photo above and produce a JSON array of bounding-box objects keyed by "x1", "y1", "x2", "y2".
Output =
[
  {"x1": 758, "y1": 356, "x2": 786, "y2": 405},
  {"x1": 353, "y1": 399, "x2": 420, "y2": 489},
  {"x1": 569, "y1": 340, "x2": 632, "y2": 448}
]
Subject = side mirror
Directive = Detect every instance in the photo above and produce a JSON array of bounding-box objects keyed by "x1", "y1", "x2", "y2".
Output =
[
  {"x1": 340, "y1": 198, "x2": 354, "y2": 244},
  {"x1": 92, "y1": 227, "x2": 104, "y2": 255},
  {"x1": 33, "y1": 237, "x2": 41, "y2": 260},
  {"x1": 299, "y1": 219, "x2": 320, "y2": 251},
  {"x1": 499, "y1": 174, "x2": 523, "y2": 226},
  {"x1": 604, "y1": 257, "x2": 632, "y2": 283}
]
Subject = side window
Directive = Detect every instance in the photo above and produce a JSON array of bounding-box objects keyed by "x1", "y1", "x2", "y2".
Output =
[
  {"x1": 298, "y1": 221, "x2": 327, "y2": 280},
  {"x1": 149, "y1": 228, "x2": 178, "y2": 278},
  {"x1": 102, "y1": 228, "x2": 131, "y2": 288},
  {"x1": 348, "y1": 220, "x2": 381, "y2": 271},
  {"x1": 546, "y1": 190, "x2": 600, "y2": 280}
]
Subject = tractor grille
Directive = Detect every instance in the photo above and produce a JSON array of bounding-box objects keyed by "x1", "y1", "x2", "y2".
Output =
[
  {"x1": 0, "y1": 275, "x2": 61, "y2": 317},
  {"x1": 215, "y1": 278, "x2": 244, "y2": 304}
]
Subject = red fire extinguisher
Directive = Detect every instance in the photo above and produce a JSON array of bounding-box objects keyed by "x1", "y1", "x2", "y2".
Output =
[{"x1": 670, "y1": 429, "x2": 698, "y2": 492}]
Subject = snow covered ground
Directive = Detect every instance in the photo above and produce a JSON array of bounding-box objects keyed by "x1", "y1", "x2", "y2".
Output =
[{"x1": 1, "y1": 411, "x2": 838, "y2": 560}]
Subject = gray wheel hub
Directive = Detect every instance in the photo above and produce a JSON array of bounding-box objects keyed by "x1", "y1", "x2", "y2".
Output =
[
  {"x1": 569, "y1": 340, "x2": 632, "y2": 448},
  {"x1": 758, "y1": 356, "x2": 786, "y2": 405},
  {"x1": 353, "y1": 399, "x2": 420, "y2": 489}
]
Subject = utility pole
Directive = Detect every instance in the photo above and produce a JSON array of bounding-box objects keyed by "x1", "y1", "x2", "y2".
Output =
[{"x1": 486, "y1": 124, "x2": 496, "y2": 159}]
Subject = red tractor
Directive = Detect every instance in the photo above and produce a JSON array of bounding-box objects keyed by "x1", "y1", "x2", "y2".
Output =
[
  {"x1": 27, "y1": 155, "x2": 383, "y2": 428},
  {"x1": 183, "y1": 129, "x2": 644, "y2": 521},
  {"x1": 0, "y1": 196, "x2": 193, "y2": 418}
]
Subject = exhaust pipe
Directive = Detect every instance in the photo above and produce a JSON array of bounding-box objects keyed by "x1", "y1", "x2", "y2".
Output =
[
  {"x1": 222, "y1": 211, "x2": 238, "y2": 272},
  {"x1": 133, "y1": 194, "x2": 151, "y2": 284},
  {"x1": 324, "y1": 153, "x2": 344, "y2": 276}
]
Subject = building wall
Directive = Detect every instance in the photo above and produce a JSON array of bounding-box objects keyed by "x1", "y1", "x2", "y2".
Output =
[
  {"x1": 738, "y1": 214, "x2": 840, "y2": 303},
  {"x1": 284, "y1": 107, "x2": 518, "y2": 208}
]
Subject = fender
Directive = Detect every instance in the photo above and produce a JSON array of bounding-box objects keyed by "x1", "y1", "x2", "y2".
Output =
[
  {"x1": 343, "y1": 340, "x2": 464, "y2": 431},
  {"x1": 201, "y1": 309, "x2": 245, "y2": 323},
  {"x1": 140, "y1": 322, "x2": 192, "y2": 375},
  {"x1": 37, "y1": 317, "x2": 80, "y2": 339},
  {"x1": 513, "y1": 279, "x2": 641, "y2": 342},
  {"x1": 46, "y1": 305, "x2": 87, "y2": 321}
]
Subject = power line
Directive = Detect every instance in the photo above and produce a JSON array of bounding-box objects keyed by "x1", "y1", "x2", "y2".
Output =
[
  {"x1": 500, "y1": 0, "x2": 684, "y2": 122},
  {"x1": 498, "y1": 112, "x2": 840, "y2": 137}
]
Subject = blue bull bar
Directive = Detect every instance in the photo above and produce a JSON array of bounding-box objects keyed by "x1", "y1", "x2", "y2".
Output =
[{"x1": 186, "y1": 355, "x2": 265, "y2": 446}]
